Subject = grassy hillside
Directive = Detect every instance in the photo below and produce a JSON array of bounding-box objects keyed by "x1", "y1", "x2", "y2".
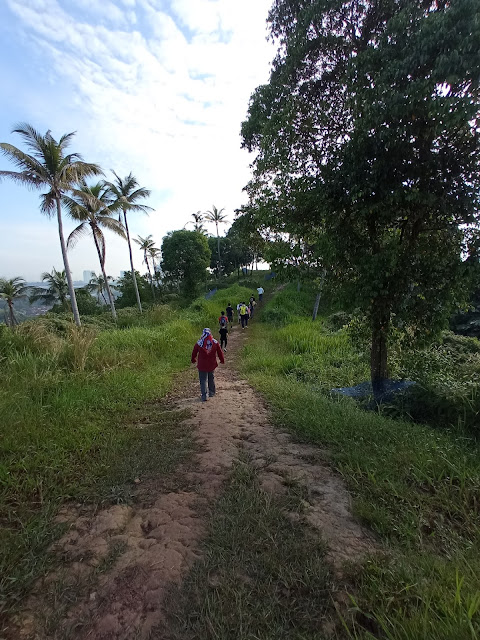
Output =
[
  {"x1": 0, "y1": 283, "x2": 258, "y2": 619},
  {"x1": 243, "y1": 284, "x2": 480, "y2": 639}
]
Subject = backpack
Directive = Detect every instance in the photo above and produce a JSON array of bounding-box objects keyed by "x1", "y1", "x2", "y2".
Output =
[
  {"x1": 220, "y1": 316, "x2": 227, "y2": 328},
  {"x1": 240, "y1": 304, "x2": 248, "y2": 315}
]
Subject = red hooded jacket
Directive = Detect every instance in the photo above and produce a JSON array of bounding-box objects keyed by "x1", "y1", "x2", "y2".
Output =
[{"x1": 191, "y1": 337, "x2": 224, "y2": 372}]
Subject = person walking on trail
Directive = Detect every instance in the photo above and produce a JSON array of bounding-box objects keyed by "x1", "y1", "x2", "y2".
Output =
[
  {"x1": 191, "y1": 328, "x2": 224, "y2": 402},
  {"x1": 226, "y1": 302, "x2": 234, "y2": 327},
  {"x1": 239, "y1": 302, "x2": 249, "y2": 329},
  {"x1": 218, "y1": 311, "x2": 229, "y2": 352},
  {"x1": 237, "y1": 302, "x2": 242, "y2": 324},
  {"x1": 249, "y1": 296, "x2": 256, "y2": 319},
  {"x1": 257, "y1": 286, "x2": 264, "y2": 302}
]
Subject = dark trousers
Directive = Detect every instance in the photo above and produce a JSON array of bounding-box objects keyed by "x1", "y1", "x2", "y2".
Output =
[
  {"x1": 241, "y1": 314, "x2": 249, "y2": 328},
  {"x1": 199, "y1": 370, "x2": 215, "y2": 399},
  {"x1": 259, "y1": 293, "x2": 263, "y2": 301},
  {"x1": 220, "y1": 334, "x2": 228, "y2": 349}
]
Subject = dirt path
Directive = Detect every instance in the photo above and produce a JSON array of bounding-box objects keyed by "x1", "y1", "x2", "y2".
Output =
[{"x1": 11, "y1": 324, "x2": 376, "y2": 640}]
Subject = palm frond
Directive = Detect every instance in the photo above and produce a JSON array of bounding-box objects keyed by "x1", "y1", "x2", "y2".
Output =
[
  {"x1": 0, "y1": 142, "x2": 47, "y2": 177},
  {"x1": 67, "y1": 222, "x2": 89, "y2": 248},
  {"x1": 97, "y1": 216, "x2": 126, "y2": 238},
  {"x1": 94, "y1": 227, "x2": 106, "y2": 267},
  {"x1": 57, "y1": 131, "x2": 77, "y2": 153},
  {"x1": 11, "y1": 122, "x2": 46, "y2": 156},
  {"x1": 40, "y1": 191, "x2": 57, "y2": 217},
  {"x1": 0, "y1": 169, "x2": 43, "y2": 190}
]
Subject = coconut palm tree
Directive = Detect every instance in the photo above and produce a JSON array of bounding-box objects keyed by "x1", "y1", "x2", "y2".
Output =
[
  {"x1": 205, "y1": 205, "x2": 228, "y2": 275},
  {"x1": 148, "y1": 246, "x2": 162, "y2": 287},
  {"x1": 0, "y1": 277, "x2": 29, "y2": 327},
  {"x1": 134, "y1": 234, "x2": 158, "y2": 300},
  {"x1": 30, "y1": 268, "x2": 69, "y2": 309},
  {"x1": 104, "y1": 172, "x2": 153, "y2": 313},
  {"x1": 63, "y1": 181, "x2": 125, "y2": 321},
  {"x1": 87, "y1": 273, "x2": 112, "y2": 305},
  {"x1": 184, "y1": 211, "x2": 206, "y2": 233},
  {"x1": 0, "y1": 124, "x2": 102, "y2": 326}
]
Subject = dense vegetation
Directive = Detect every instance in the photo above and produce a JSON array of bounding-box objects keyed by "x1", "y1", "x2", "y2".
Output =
[
  {"x1": 243, "y1": 284, "x2": 480, "y2": 638},
  {"x1": 240, "y1": 0, "x2": 480, "y2": 389}
]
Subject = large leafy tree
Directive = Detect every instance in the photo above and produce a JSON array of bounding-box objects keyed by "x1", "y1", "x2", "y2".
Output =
[
  {"x1": 64, "y1": 181, "x2": 125, "y2": 321},
  {"x1": 242, "y1": 0, "x2": 480, "y2": 390},
  {"x1": 205, "y1": 205, "x2": 228, "y2": 275},
  {"x1": 115, "y1": 270, "x2": 153, "y2": 308},
  {"x1": 0, "y1": 124, "x2": 102, "y2": 326},
  {"x1": 161, "y1": 230, "x2": 211, "y2": 297},
  {"x1": 134, "y1": 234, "x2": 158, "y2": 300},
  {"x1": 0, "y1": 277, "x2": 29, "y2": 327},
  {"x1": 30, "y1": 268, "x2": 69, "y2": 309},
  {"x1": 105, "y1": 172, "x2": 153, "y2": 313}
]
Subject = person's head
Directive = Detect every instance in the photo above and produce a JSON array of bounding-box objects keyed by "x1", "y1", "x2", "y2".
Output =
[
  {"x1": 228, "y1": 302, "x2": 231, "y2": 306},
  {"x1": 221, "y1": 310, "x2": 225, "y2": 316}
]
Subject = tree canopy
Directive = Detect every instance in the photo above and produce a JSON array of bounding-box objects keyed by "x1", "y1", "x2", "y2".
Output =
[
  {"x1": 241, "y1": 0, "x2": 480, "y2": 387},
  {"x1": 161, "y1": 230, "x2": 211, "y2": 297}
]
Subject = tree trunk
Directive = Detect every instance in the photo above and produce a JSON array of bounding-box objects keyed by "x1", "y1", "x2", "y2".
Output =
[
  {"x1": 92, "y1": 232, "x2": 117, "y2": 321},
  {"x1": 56, "y1": 197, "x2": 81, "y2": 327},
  {"x1": 297, "y1": 280, "x2": 301, "y2": 292},
  {"x1": 312, "y1": 293, "x2": 321, "y2": 321},
  {"x1": 216, "y1": 222, "x2": 222, "y2": 276},
  {"x1": 370, "y1": 302, "x2": 390, "y2": 396},
  {"x1": 312, "y1": 269, "x2": 326, "y2": 321},
  {"x1": 8, "y1": 300, "x2": 17, "y2": 327},
  {"x1": 123, "y1": 209, "x2": 142, "y2": 312},
  {"x1": 144, "y1": 251, "x2": 156, "y2": 301}
]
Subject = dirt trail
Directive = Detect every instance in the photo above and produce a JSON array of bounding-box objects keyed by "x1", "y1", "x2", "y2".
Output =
[{"x1": 11, "y1": 323, "x2": 375, "y2": 640}]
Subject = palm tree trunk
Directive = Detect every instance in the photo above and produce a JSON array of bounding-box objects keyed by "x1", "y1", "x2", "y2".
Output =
[
  {"x1": 216, "y1": 221, "x2": 222, "y2": 276},
  {"x1": 92, "y1": 233, "x2": 117, "y2": 321},
  {"x1": 144, "y1": 250, "x2": 156, "y2": 301},
  {"x1": 56, "y1": 197, "x2": 81, "y2": 327},
  {"x1": 8, "y1": 300, "x2": 17, "y2": 327},
  {"x1": 123, "y1": 209, "x2": 142, "y2": 313}
]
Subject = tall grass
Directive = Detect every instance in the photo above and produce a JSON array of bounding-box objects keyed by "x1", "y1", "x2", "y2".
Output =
[
  {"x1": 0, "y1": 283, "x2": 259, "y2": 620},
  {"x1": 243, "y1": 283, "x2": 480, "y2": 638}
]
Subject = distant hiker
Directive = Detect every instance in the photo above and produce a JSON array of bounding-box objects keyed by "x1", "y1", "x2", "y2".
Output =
[
  {"x1": 239, "y1": 302, "x2": 249, "y2": 328},
  {"x1": 237, "y1": 302, "x2": 242, "y2": 324},
  {"x1": 191, "y1": 328, "x2": 224, "y2": 402},
  {"x1": 219, "y1": 310, "x2": 228, "y2": 329},
  {"x1": 218, "y1": 311, "x2": 228, "y2": 353},
  {"x1": 257, "y1": 286, "x2": 264, "y2": 302},
  {"x1": 218, "y1": 311, "x2": 229, "y2": 352},
  {"x1": 226, "y1": 303, "x2": 234, "y2": 327},
  {"x1": 249, "y1": 296, "x2": 256, "y2": 318}
]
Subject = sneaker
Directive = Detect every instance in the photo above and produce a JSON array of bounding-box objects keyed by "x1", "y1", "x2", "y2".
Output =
[
  {"x1": 209, "y1": 392, "x2": 215, "y2": 397},
  {"x1": 201, "y1": 396, "x2": 207, "y2": 402},
  {"x1": 224, "y1": 347, "x2": 227, "y2": 352}
]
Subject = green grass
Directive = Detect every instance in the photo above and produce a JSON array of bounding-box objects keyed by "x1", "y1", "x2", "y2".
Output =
[
  {"x1": 0, "y1": 283, "x2": 261, "y2": 622},
  {"x1": 160, "y1": 457, "x2": 333, "y2": 640},
  {"x1": 242, "y1": 284, "x2": 480, "y2": 639}
]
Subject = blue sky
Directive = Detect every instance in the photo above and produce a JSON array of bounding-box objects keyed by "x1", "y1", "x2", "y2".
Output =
[{"x1": 0, "y1": 0, "x2": 274, "y2": 281}]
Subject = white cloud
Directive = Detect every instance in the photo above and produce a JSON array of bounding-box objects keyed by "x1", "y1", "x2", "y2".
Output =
[{"x1": 2, "y1": 0, "x2": 274, "y2": 279}]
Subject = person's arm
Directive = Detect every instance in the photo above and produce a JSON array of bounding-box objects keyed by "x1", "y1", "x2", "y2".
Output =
[
  {"x1": 217, "y1": 343, "x2": 225, "y2": 364},
  {"x1": 191, "y1": 343, "x2": 199, "y2": 363}
]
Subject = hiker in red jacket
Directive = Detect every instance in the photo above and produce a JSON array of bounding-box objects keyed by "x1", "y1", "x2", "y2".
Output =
[{"x1": 191, "y1": 328, "x2": 225, "y2": 402}]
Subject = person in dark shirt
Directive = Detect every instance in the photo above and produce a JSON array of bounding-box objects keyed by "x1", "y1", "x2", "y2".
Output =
[
  {"x1": 226, "y1": 303, "x2": 234, "y2": 327},
  {"x1": 218, "y1": 311, "x2": 229, "y2": 352},
  {"x1": 191, "y1": 328, "x2": 224, "y2": 401}
]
